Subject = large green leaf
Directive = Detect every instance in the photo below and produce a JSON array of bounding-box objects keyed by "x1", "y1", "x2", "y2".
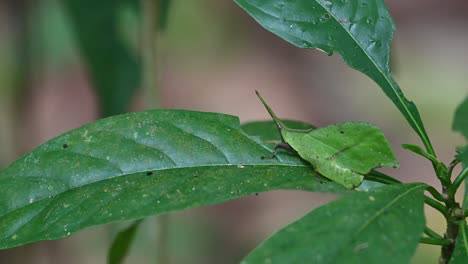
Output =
[
  {"x1": 0, "y1": 110, "x2": 347, "y2": 249},
  {"x1": 234, "y1": 0, "x2": 434, "y2": 155},
  {"x1": 453, "y1": 96, "x2": 468, "y2": 141},
  {"x1": 63, "y1": 0, "x2": 141, "y2": 116},
  {"x1": 242, "y1": 183, "x2": 427, "y2": 264}
]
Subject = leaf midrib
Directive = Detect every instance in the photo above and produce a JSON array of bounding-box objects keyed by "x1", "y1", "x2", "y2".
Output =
[{"x1": 0, "y1": 163, "x2": 311, "y2": 218}]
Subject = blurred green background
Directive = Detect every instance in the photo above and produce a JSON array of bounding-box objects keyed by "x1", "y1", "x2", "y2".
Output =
[{"x1": 0, "y1": 0, "x2": 467, "y2": 263}]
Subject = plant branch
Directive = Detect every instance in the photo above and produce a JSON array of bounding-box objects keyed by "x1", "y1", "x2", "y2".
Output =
[
  {"x1": 447, "y1": 166, "x2": 468, "y2": 199},
  {"x1": 141, "y1": 1, "x2": 168, "y2": 263},
  {"x1": 426, "y1": 186, "x2": 446, "y2": 203},
  {"x1": 439, "y1": 161, "x2": 463, "y2": 264},
  {"x1": 364, "y1": 170, "x2": 401, "y2": 185},
  {"x1": 447, "y1": 159, "x2": 461, "y2": 179},
  {"x1": 424, "y1": 196, "x2": 447, "y2": 216},
  {"x1": 141, "y1": 0, "x2": 160, "y2": 109},
  {"x1": 424, "y1": 227, "x2": 444, "y2": 240},
  {"x1": 420, "y1": 237, "x2": 451, "y2": 247}
]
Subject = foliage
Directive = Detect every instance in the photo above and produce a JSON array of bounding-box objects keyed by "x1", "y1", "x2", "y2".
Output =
[{"x1": 0, "y1": 0, "x2": 467, "y2": 263}]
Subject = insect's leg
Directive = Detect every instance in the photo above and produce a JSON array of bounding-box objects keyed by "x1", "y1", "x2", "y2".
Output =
[
  {"x1": 261, "y1": 142, "x2": 295, "y2": 159},
  {"x1": 312, "y1": 168, "x2": 325, "y2": 184}
]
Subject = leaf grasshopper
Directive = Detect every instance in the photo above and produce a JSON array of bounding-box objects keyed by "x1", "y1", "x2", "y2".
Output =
[{"x1": 256, "y1": 91, "x2": 399, "y2": 189}]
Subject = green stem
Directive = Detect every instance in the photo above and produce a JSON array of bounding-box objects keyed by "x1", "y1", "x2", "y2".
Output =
[
  {"x1": 424, "y1": 227, "x2": 444, "y2": 240},
  {"x1": 141, "y1": 1, "x2": 168, "y2": 263},
  {"x1": 440, "y1": 167, "x2": 462, "y2": 264},
  {"x1": 426, "y1": 186, "x2": 446, "y2": 203},
  {"x1": 141, "y1": 0, "x2": 160, "y2": 109},
  {"x1": 364, "y1": 170, "x2": 401, "y2": 185},
  {"x1": 420, "y1": 237, "x2": 451, "y2": 247},
  {"x1": 424, "y1": 196, "x2": 447, "y2": 216},
  {"x1": 447, "y1": 166, "x2": 468, "y2": 199},
  {"x1": 447, "y1": 159, "x2": 461, "y2": 179}
]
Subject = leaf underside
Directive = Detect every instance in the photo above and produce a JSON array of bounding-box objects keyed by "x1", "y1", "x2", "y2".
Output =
[
  {"x1": 0, "y1": 111, "x2": 347, "y2": 249},
  {"x1": 242, "y1": 183, "x2": 427, "y2": 264}
]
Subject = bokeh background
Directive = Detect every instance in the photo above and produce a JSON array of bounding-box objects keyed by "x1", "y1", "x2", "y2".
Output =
[{"x1": 0, "y1": 0, "x2": 467, "y2": 263}]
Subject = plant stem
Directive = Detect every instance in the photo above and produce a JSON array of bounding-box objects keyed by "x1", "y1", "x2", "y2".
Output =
[
  {"x1": 446, "y1": 166, "x2": 468, "y2": 199},
  {"x1": 424, "y1": 196, "x2": 447, "y2": 216},
  {"x1": 141, "y1": 1, "x2": 168, "y2": 263},
  {"x1": 424, "y1": 227, "x2": 444, "y2": 240},
  {"x1": 141, "y1": 0, "x2": 160, "y2": 109},
  {"x1": 426, "y1": 186, "x2": 446, "y2": 202},
  {"x1": 447, "y1": 159, "x2": 461, "y2": 179},
  {"x1": 364, "y1": 170, "x2": 401, "y2": 185},
  {"x1": 440, "y1": 218, "x2": 459, "y2": 264},
  {"x1": 420, "y1": 237, "x2": 451, "y2": 247},
  {"x1": 439, "y1": 169, "x2": 463, "y2": 264}
]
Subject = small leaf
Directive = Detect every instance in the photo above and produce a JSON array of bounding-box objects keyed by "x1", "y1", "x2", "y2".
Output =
[
  {"x1": 0, "y1": 110, "x2": 347, "y2": 249},
  {"x1": 449, "y1": 220, "x2": 468, "y2": 264},
  {"x1": 242, "y1": 183, "x2": 427, "y2": 264},
  {"x1": 235, "y1": 0, "x2": 434, "y2": 157},
  {"x1": 63, "y1": 0, "x2": 141, "y2": 116},
  {"x1": 453, "y1": 96, "x2": 468, "y2": 141},
  {"x1": 402, "y1": 144, "x2": 447, "y2": 175},
  {"x1": 108, "y1": 220, "x2": 142, "y2": 264}
]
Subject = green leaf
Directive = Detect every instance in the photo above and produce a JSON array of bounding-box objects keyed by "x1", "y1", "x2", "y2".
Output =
[
  {"x1": 108, "y1": 220, "x2": 142, "y2": 264},
  {"x1": 453, "y1": 96, "x2": 468, "y2": 141},
  {"x1": 402, "y1": 144, "x2": 447, "y2": 175},
  {"x1": 234, "y1": 0, "x2": 434, "y2": 156},
  {"x1": 242, "y1": 183, "x2": 427, "y2": 264},
  {"x1": 0, "y1": 110, "x2": 347, "y2": 249},
  {"x1": 63, "y1": 0, "x2": 141, "y2": 116},
  {"x1": 402, "y1": 144, "x2": 438, "y2": 164},
  {"x1": 456, "y1": 146, "x2": 468, "y2": 209},
  {"x1": 449, "y1": 221, "x2": 468, "y2": 264}
]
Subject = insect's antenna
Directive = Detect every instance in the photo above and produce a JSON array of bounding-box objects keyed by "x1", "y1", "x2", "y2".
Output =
[{"x1": 255, "y1": 90, "x2": 287, "y2": 131}]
